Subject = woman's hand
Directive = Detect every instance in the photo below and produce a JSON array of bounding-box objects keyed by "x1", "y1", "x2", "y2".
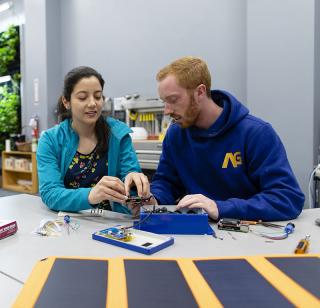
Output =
[
  {"x1": 124, "y1": 172, "x2": 151, "y2": 217},
  {"x1": 124, "y1": 172, "x2": 150, "y2": 197},
  {"x1": 88, "y1": 176, "x2": 127, "y2": 205},
  {"x1": 176, "y1": 194, "x2": 219, "y2": 220}
]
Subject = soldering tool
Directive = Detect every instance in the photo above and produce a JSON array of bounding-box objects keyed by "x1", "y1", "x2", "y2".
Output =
[{"x1": 294, "y1": 235, "x2": 310, "y2": 254}]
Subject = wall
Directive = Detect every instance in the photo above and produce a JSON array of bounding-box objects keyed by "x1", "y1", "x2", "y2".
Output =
[
  {"x1": 0, "y1": 0, "x2": 24, "y2": 32},
  {"x1": 22, "y1": 0, "x2": 48, "y2": 135},
  {"x1": 315, "y1": 0, "x2": 320, "y2": 165},
  {"x1": 22, "y1": 0, "x2": 62, "y2": 134},
  {"x1": 45, "y1": 0, "x2": 62, "y2": 128},
  {"x1": 60, "y1": 0, "x2": 247, "y2": 100},
  {"x1": 4, "y1": 0, "x2": 319, "y2": 203},
  {"x1": 247, "y1": 0, "x2": 317, "y2": 205}
]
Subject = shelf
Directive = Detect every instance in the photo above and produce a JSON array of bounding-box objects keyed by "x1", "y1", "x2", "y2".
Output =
[
  {"x1": 3, "y1": 151, "x2": 34, "y2": 155},
  {"x1": 3, "y1": 169, "x2": 32, "y2": 174},
  {"x1": 2, "y1": 151, "x2": 38, "y2": 194},
  {"x1": 3, "y1": 184, "x2": 33, "y2": 194}
]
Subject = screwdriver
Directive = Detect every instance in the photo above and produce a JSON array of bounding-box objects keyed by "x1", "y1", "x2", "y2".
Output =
[
  {"x1": 294, "y1": 235, "x2": 310, "y2": 254},
  {"x1": 240, "y1": 220, "x2": 284, "y2": 228}
]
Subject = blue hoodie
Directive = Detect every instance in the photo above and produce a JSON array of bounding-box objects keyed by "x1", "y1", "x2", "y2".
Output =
[
  {"x1": 37, "y1": 117, "x2": 140, "y2": 213},
  {"x1": 151, "y1": 90, "x2": 305, "y2": 221}
]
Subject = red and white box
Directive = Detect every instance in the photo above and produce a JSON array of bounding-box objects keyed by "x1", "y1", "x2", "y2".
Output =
[{"x1": 0, "y1": 220, "x2": 18, "y2": 239}]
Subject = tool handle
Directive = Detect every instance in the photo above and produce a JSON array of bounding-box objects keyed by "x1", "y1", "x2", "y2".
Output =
[{"x1": 294, "y1": 239, "x2": 309, "y2": 254}]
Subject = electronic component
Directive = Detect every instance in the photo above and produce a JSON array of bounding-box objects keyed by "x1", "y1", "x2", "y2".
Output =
[
  {"x1": 175, "y1": 207, "x2": 203, "y2": 214},
  {"x1": 217, "y1": 218, "x2": 249, "y2": 233},
  {"x1": 143, "y1": 206, "x2": 177, "y2": 214},
  {"x1": 294, "y1": 235, "x2": 310, "y2": 254},
  {"x1": 125, "y1": 195, "x2": 153, "y2": 206},
  {"x1": 98, "y1": 226, "x2": 133, "y2": 242},
  {"x1": 284, "y1": 222, "x2": 295, "y2": 234},
  {"x1": 142, "y1": 206, "x2": 202, "y2": 214},
  {"x1": 250, "y1": 222, "x2": 295, "y2": 240},
  {"x1": 92, "y1": 226, "x2": 174, "y2": 254}
]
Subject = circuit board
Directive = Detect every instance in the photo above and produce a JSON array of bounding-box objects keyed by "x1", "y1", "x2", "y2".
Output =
[{"x1": 97, "y1": 226, "x2": 133, "y2": 242}]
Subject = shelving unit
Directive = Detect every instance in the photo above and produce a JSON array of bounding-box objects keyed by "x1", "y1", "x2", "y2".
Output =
[{"x1": 2, "y1": 151, "x2": 38, "y2": 194}]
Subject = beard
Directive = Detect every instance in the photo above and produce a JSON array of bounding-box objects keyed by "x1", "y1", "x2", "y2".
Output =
[{"x1": 179, "y1": 94, "x2": 200, "y2": 128}]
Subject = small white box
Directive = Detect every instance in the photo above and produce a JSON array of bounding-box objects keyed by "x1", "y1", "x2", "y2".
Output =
[
  {"x1": 5, "y1": 158, "x2": 14, "y2": 170},
  {"x1": 5, "y1": 139, "x2": 11, "y2": 152}
]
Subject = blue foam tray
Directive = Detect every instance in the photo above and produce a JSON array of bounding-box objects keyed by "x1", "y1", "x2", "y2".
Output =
[{"x1": 133, "y1": 209, "x2": 214, "y2": 235}]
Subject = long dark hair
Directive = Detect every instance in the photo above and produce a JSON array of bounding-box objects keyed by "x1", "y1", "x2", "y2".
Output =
[{"x1": 57, "y1": 66, "x2": 110, "y2": 156}]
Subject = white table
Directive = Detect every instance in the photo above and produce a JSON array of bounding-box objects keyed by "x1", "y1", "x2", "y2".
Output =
[
  {"x1": 0, "y1": 273, "x2": 23, "y2": 308},
  {"x1": 1, "y1": 194, "x2": 319, "y2": 306}
]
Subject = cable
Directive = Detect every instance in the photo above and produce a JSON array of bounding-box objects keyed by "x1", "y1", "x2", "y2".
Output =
[
  {"x1": 0, "y1": 270, "x2": 24, "y2": 285},
  {"x1": 251, "y1": 222, "x2": 295, "y2": 240},
  {"x1": 123, "y1": 205, "x2": 156, "y2": 230},
  {"x1": 308, "y1": 169, "x2": 316, "y2": 208},
  {"x1": 309, "y1": 164, "x2": 320, "y2": 208},
  {"x1": 136, "y1": 206, "x2": 155, "y2": 228}
]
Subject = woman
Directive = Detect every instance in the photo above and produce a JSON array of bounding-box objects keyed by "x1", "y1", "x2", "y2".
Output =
[{"x1": 37, "y1": 66, "x2": 149, "y2": 213}]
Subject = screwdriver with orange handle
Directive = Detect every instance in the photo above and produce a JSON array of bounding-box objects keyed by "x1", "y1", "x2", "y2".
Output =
[{"x1": 294, "y1": 235, "x2": 310, "y2": 254}]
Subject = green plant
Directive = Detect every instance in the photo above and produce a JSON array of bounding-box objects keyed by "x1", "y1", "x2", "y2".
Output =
[
  {"x1": 0, "y1": 88, "x2": 19, "y2": 132},
  {"x1": 0, "y1": 25, "x2": 19, "y2": 76},
  {"x1": 0, "y1": 25, "x2": 21, "y2": 152},
  {"x1": 0, "y1": 75, "x2": 20, "y2": 151}
]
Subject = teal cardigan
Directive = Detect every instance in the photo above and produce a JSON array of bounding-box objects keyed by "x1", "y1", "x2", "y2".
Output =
[{"x1": 37, "y1": 118, "x2": 141, "y2": 213}]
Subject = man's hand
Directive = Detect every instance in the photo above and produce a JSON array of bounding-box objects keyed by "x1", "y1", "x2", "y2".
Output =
[
  {"x1": 88, "y1": 176, "x2": 127, "y2": 205},
  {"x1": 176, "y1": 194, "x2": 219, "y2": 220},
  {"x1": 124, "y1": 172, "x2": 150, "y2": 197}
]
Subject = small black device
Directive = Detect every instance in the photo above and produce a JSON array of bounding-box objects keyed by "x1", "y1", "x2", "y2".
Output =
[
  {"x1": 175, "y1": 207, "x2": 203, "y2": 214},
  {"x1": 217, "y1": 218, "x2": 249, "y2": 233},
  {"x1": 125, "y1": 196, "x2": 153, "y2": 206},
  {"x1": 315, "y1": 218, "x2": 320, "y2": 227}
]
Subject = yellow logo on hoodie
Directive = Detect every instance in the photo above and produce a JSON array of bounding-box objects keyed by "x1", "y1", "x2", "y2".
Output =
[{"x1": 222, "y1": 152, "x2": 242, "y2": 168}]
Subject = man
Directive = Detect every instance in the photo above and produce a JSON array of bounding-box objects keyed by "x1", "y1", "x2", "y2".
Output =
[{"x1": 150, "y1": 56, "x2": 304, "y2": 221}]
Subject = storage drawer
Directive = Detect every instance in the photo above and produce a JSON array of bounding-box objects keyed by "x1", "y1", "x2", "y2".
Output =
[{"x1": 133, "y1": 141, "x2": 162, "y2": 170}]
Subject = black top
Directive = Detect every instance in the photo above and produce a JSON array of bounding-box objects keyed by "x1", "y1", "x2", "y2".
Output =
[{"x1": 64, "y1": 148, "x2": 111, "y2": 209}]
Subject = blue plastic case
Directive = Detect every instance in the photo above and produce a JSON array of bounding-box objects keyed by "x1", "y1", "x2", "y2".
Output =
[
  {"x1": 133, "y1": 207, "x2": 214, "y2": 235},
  {"x1": 92, "y1": 226, "x2": 174, "y2": 255}
]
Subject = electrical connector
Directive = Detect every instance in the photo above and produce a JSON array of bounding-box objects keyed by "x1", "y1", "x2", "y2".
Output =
[
  {"x1": 309, "y1": 163, "x2": 320, "y2": 208},
  {"x1": 315, "y1": 164, "x2": 320, "y2": 180}
]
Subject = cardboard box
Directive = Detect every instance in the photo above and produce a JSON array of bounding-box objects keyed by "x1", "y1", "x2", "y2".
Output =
[{"x1": 0, "y1": 219, "x2": 18, "y2": 239}]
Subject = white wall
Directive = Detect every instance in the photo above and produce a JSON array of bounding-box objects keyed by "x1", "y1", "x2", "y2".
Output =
[
  {"x1": 21, "y1": 0, "x2": 62, "y2": 132},
  {"x1": 315, "y1": 0, "x2": 320, "y2": 165},
  {"x1": 0, "y1": 0, "x2": 24, "y2": 32},
  {"x1": 22, "y1": 0, "x2": 48, "y2": 134},
  {"x1": 45, "y1": 0, "x2": 62, "y2": 128},
  {"x1": 4, "y1": 0, "x2": 319, "y2": 202},
  {"x1": 60, "y1": 0, "x2": 246, "y2": 100},
  {"x1": 247, "y1": 0, "x2": 317, "y2": 205}
]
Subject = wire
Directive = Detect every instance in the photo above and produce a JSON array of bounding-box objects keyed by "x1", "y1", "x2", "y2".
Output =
[
  {"x1": 136, "y1": 206, "x2": 155, "y2": 228},
  {"x1": 124, "y1": 205, "x2": 156, "y2": 230},
  {"x1": 251, "y1": 222, "x2": 295, "y2": 240},
  {"x1": 309, "y1": 164, "x2": 320, "y2": 208},
  {"x1": 309, "y1": 169, "x2": 316, "y2": 208},
  {"x1": 0, "y1": 270, "x2": 24, "y2": 285},
  {"x1": 251, "y1": 230, "x2": 289, "y2": 240}
]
